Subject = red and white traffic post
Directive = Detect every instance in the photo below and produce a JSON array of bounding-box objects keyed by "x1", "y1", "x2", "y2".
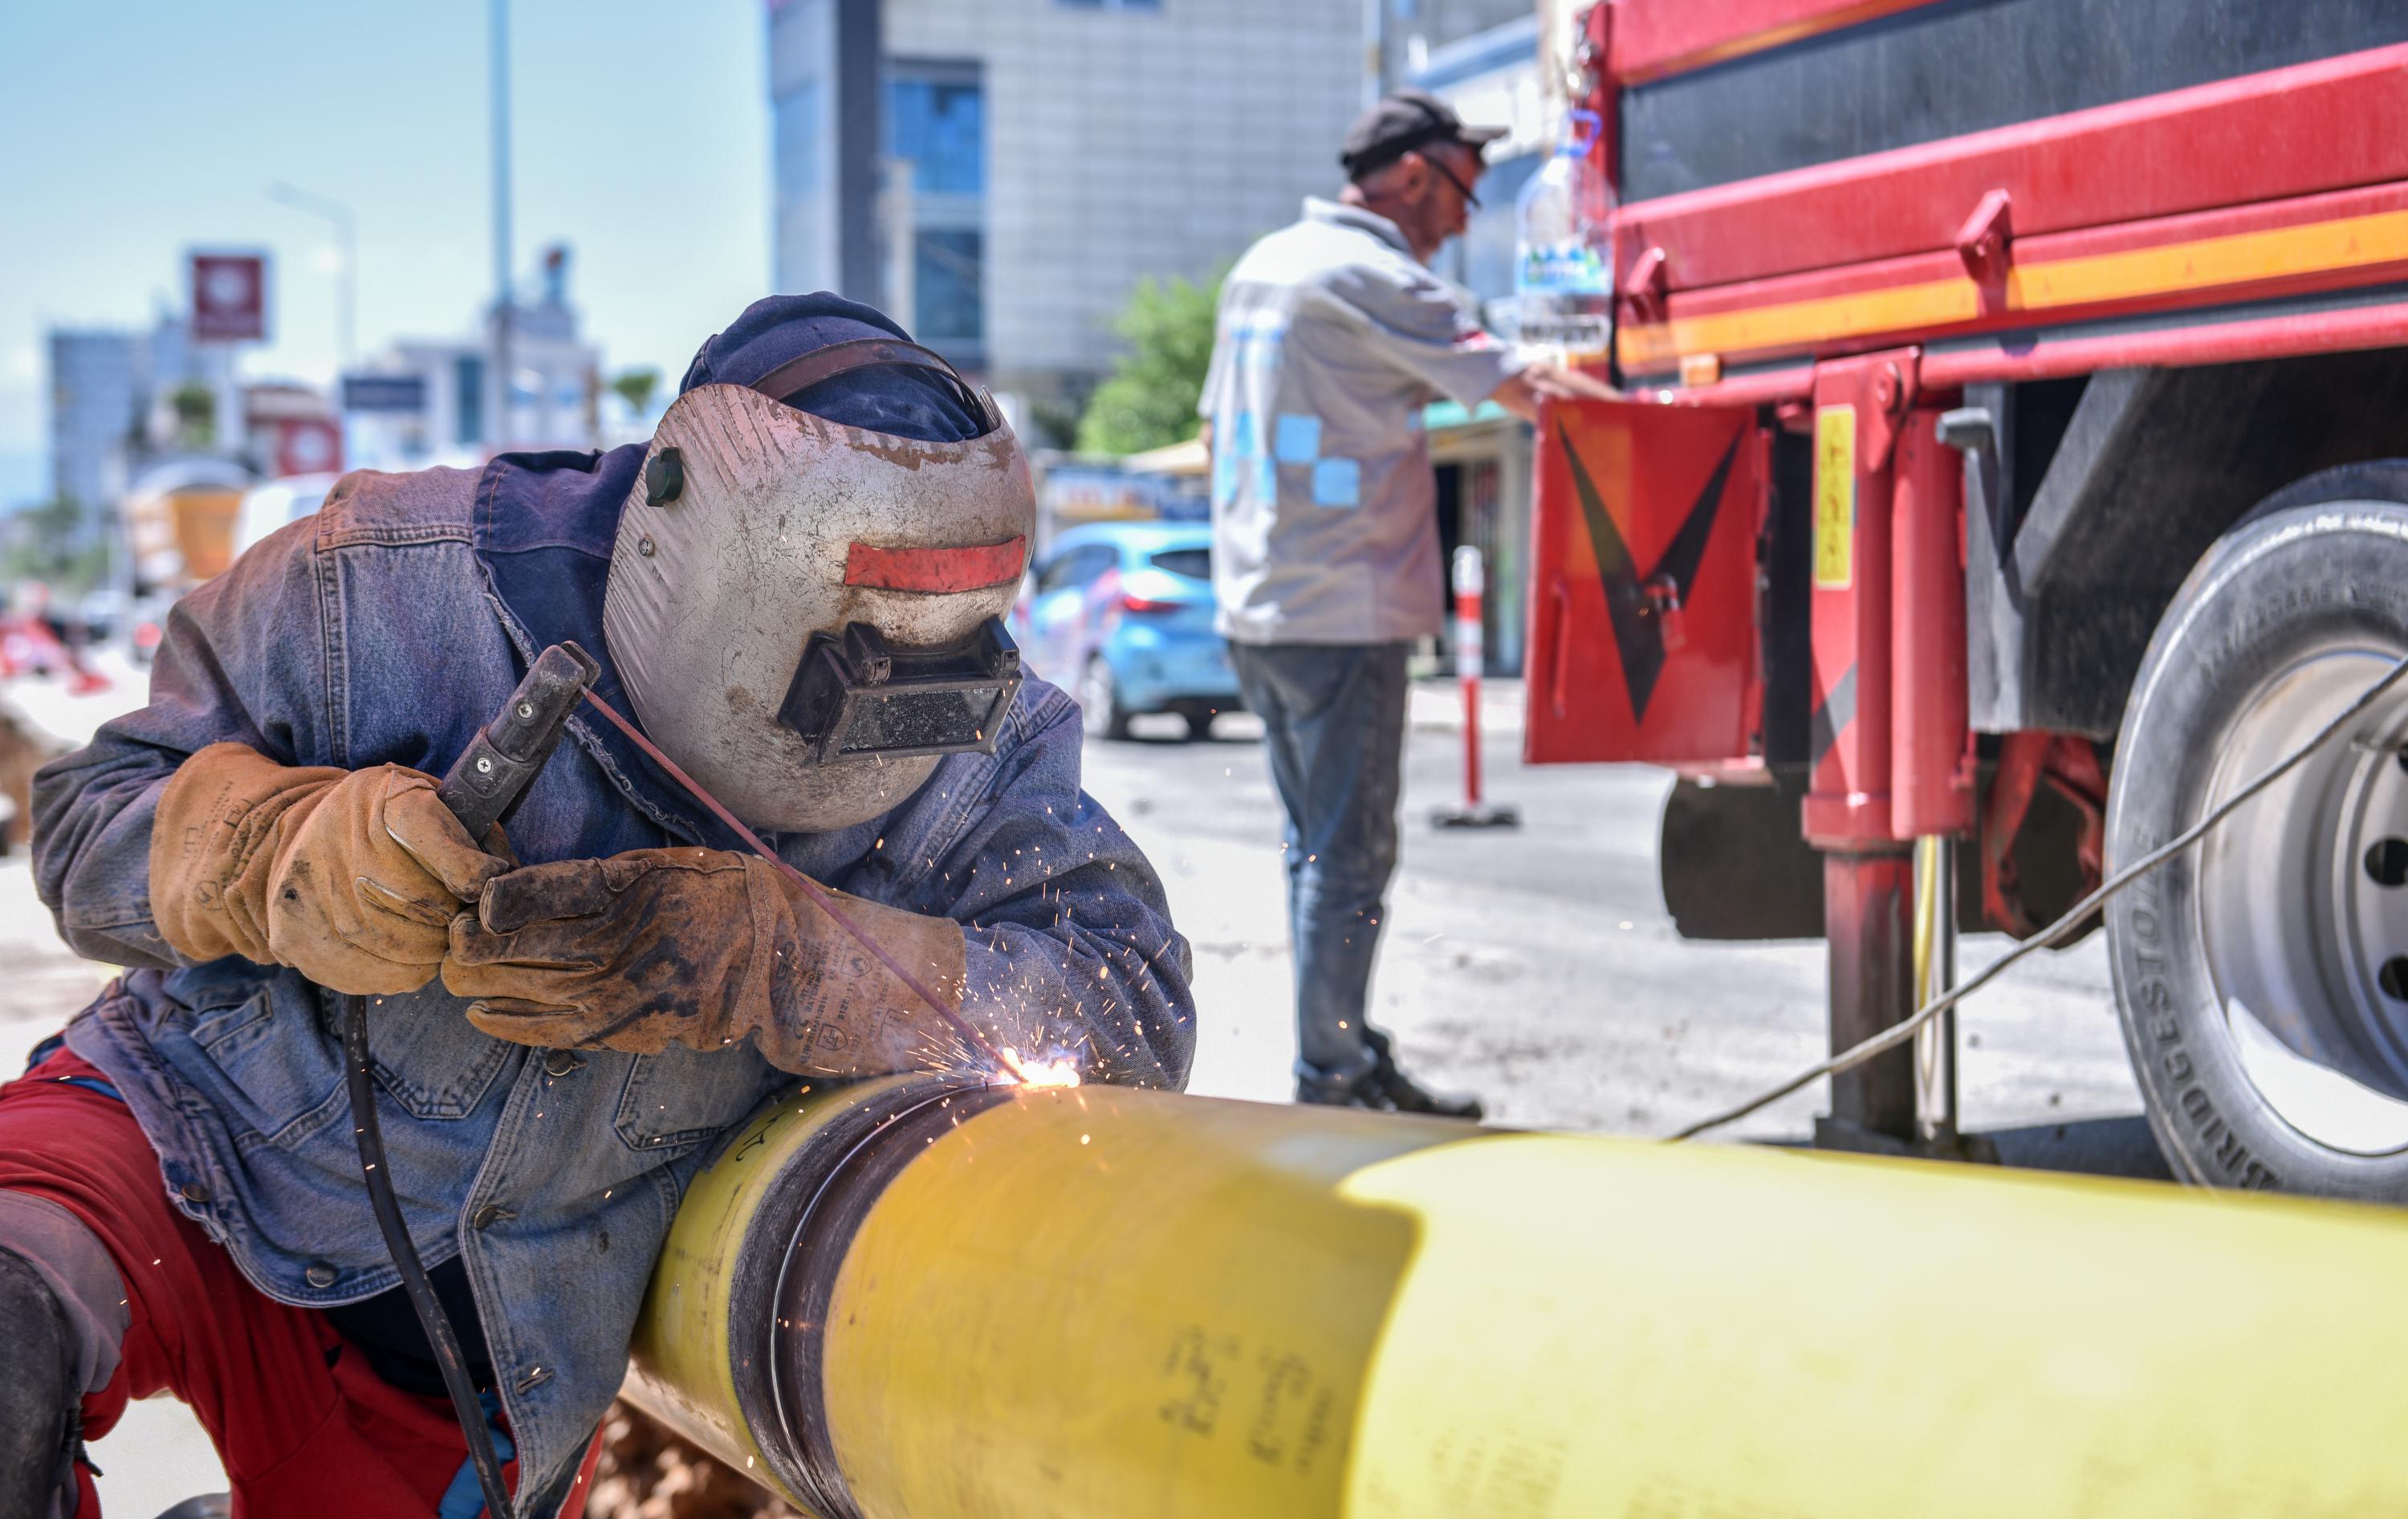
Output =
[{"x1": 1431, "y1": 544, "x2": 1519, "y2": 829}]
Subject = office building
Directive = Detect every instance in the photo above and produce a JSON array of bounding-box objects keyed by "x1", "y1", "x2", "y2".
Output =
[
  {"x1": 49, "y1": 331, "x2": 141, "y2": 514},
  {"x1": 345, "y1": 245, "x2": 602, "y2": 469},
  {"x1": 1374, "y1": 0, "x2": 1537, "y2": 104},
  {"x1": 769, "y1": 0, "x2": 1376, "y2": 409},
  {"x1": 48, "y1": 318, "x2": 239, "y2": 512}
]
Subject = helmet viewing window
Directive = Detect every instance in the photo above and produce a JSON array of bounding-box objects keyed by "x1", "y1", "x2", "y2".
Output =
[{"x1": 777, "y1": 621, "x2": 1023, "y2": 764}]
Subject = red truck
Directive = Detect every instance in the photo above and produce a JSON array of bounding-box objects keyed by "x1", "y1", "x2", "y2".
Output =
[{"x1": 1528, "y1": 0, "x2": 2408, "y2": 1200}]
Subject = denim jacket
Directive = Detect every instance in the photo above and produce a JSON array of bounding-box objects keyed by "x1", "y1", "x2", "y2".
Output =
[{"x1": 31, "y1": 443, "x2": 1195, "y2": 1513}]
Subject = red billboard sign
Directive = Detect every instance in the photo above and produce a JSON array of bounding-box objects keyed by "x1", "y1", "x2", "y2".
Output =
[
  {"x1": 190, "y1": 253, "x2": 268, "y2": 342},
  {"x1": 272, "y1": 417, "x2": 342, "y2": 479}
]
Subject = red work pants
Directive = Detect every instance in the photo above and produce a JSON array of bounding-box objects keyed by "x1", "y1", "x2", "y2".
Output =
[{"x1": 0, "y1": 1047, "x2": 600, "y2": 1518}]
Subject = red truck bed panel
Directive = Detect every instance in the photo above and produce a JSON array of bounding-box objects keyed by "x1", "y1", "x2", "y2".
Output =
[
  {"x1": 1609, "y1": 0, "x2": 1946, "y2": 85},
  {"x1": 1613, "y1": 44, "x2": 2408, "y2": 381}
]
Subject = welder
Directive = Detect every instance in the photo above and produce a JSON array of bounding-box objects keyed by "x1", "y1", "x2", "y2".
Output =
[{"x1": 0, "y1": 295, "x2": 1194, "y2": 1519}]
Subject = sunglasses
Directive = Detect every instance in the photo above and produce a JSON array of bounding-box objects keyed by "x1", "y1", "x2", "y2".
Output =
[{"x1": 1423, "y1": 152, "x2": 1483, "y2": 211}]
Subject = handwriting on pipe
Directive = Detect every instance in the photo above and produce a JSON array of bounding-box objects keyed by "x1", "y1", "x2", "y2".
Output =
[{"x1": 1156, "y1": 1324, "x2": 1339, "y2": 1478}]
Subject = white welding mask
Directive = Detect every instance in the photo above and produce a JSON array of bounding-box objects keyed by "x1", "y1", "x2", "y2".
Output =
[{"x1": 602, "y1": 338, "x2": 1034, "y2": 833}]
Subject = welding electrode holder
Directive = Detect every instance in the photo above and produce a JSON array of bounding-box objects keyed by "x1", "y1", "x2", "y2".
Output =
[
  {"x1": 437, "y1": 641, "x2": 604, "y2": 839},
  {"x1": 344, "y1": 639, "x2": 601, "y2": 1519}
]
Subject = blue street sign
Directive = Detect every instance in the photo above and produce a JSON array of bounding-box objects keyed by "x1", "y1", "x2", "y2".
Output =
[{"x1": 341, "y1": 373, "x2": 428, "y2": 413}]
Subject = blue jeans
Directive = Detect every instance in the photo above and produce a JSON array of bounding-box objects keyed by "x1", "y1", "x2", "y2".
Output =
[{"x1": 1230, "y1": 641, "x2": 1408, "y2": 1087}]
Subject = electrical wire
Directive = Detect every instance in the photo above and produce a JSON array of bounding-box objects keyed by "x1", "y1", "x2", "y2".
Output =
[
  {"x1": 1670, "y1": 653, "x2": 2408, "y2": 1143},
  {"x1": 344, "y1": 995, "x2": 519, "y2": 1519}
]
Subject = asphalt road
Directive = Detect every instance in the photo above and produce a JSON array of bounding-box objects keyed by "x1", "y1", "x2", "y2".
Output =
[{"x1": 1079, "y1": 692, "x2": 2169, "y2": 1177}]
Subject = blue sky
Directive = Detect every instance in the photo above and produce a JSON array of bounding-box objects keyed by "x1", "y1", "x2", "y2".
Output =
[{"x1": 0, "y1": 1, "x2": 771, "y2": 507}]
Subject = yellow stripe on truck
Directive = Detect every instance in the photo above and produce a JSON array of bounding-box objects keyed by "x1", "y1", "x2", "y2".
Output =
[{"x1": 1621, "y1": 205, "x2": 2408, "y2": 372}]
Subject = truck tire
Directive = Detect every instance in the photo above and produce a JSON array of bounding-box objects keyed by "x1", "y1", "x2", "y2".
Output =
[{"x1": 2107, "y1": 463, "x2": 2408, "y2": 1200}]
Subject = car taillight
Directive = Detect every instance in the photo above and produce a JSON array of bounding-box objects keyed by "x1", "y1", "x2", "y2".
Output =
[{"x1": 1121, "y1": 593, "x2": 1177, "y2": 614}]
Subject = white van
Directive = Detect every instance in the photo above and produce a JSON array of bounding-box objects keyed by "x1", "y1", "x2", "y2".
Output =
[{"x1": 232, "y1": 473, "x2": 343, "y2": 561}]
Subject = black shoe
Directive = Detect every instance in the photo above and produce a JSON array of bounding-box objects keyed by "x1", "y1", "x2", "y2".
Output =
[
  {"x1": 1294, "y1": 1049, "x2": 1389, "y2": 1109},
  {"x1": 0, "y1": 1248, "x2": 79, "y2": 1519},
  {"x1": 1363, "y1": 1028, "x2": 1484, "y2": 1122}
]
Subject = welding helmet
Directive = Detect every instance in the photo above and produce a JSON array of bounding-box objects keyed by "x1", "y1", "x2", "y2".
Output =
[{"x1": 603, "y1": 321, "x2": 1031, "y2": 833}]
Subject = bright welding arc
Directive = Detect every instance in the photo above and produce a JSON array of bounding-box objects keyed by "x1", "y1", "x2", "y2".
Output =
[
  {"x1": 1670, "y1": 652, "x2": 2408, "y2": 1142},
  {"x1": 577, "y1": 688, "x2": 1031, "y2": 1083}
]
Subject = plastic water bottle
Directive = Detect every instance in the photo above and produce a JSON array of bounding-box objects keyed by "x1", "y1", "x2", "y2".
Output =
[{"x1": 1515, "y1": 109, "x2": 1616, "y2": 364}]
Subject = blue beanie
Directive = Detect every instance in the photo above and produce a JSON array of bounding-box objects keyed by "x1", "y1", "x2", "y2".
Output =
[{"x1": 678, "y1": 293, "x2": 982, "y2": 443}]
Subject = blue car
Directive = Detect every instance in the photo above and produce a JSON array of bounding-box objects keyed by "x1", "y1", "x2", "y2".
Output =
[{"x1": 1011, "y1": 521, "x2": 1243, "y2": 740}]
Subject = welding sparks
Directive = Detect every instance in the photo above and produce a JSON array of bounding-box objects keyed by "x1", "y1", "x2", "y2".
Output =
[{"x1": 996, "y1": 1047, "x2": 1082, "y2": 1089}]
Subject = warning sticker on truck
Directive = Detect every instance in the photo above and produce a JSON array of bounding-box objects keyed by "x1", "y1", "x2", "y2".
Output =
[{"x1": 1814, "y1": 405, "x2": 1855, "y2": 589}]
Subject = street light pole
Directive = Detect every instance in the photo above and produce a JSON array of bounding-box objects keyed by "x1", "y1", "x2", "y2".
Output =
[
  {"x1": 266, "y1": 181, "x2": 357, "y2": 371},
  {"x1": 1361, "y1": 0, "x2": 1385, "y2": 106},
  {"x1": 490, "y1": 0, "x2": 515, "y2": 452}
]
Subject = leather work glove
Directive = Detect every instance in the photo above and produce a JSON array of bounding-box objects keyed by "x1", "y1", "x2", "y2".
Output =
[
  {"x1": 150, "y1": 741, "x2": 511, "y2": 996},
  {"x1": 445, "y1": 848, "x2": 978, "y2": 1077}
]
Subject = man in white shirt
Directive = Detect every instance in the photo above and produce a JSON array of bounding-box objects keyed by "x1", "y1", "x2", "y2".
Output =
[{"x1": 1199, "y1": 89, "x2": 1613, "y2": 1115}]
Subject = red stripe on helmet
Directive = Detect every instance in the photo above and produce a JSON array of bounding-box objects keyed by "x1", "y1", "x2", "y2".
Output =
[{"x1": 843, "y1": 536, "x2": 1027, "y2": 593}]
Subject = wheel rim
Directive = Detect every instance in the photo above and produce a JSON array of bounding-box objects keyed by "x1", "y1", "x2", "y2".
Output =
[
  {"x1": 1079, "y1": 658, "x2": 1113, "y2": 738},
  {"x1": 2197, "y1": 644, "x2": 2408, "y2": 1155}
]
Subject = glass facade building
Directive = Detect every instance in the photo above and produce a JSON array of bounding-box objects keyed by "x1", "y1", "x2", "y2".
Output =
[
  {"x1": 768, "y1": 0, "x2": 1377, "y2": 401},
  {"x1": 768, "y1": 0, "x2": 885, "y2": 313},
  {"x1": 885, "y1": 63, "x2": 986, "y2": 361}
]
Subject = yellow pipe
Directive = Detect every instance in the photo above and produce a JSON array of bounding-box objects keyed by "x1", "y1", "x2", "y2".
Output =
[
  {"x1": 624, "y1": 1074, "x2": 944, "y2": 1496},
  {"x1": 626, "y1": 1079, "x2": 2408, "y2": 1518}
]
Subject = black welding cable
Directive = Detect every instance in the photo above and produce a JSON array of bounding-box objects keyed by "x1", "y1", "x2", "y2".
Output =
[
  {"x1": 345, "y1": 996, "x2": 518, "y2": 1519},
  {"x1": 1670, "y1": 652, "x2": 2408, "y2": 1143}
]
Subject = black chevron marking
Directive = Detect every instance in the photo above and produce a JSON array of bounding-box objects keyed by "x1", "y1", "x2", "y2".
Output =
[
  {"x1": 1653, "y1": 434, "x2": 1742, "y2": 606},
  {"x1": 1556, "y1": 422, "x2": 1743, "y2": 722},
  {"x1": 1808, "y1": 663, "x2": 1857, "y2": 773}
]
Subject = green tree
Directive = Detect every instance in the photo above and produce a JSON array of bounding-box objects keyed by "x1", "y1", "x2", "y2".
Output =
[
  {"x1": 1075, "y1": 270, "x2": 1224, "y2": 457},
  {"x1": 610, "y1": 367, "x2": 661, "y2": 419},
  {"x1": 169, "y1": 382, "x2": 217, "y2": 449},
  {"x1": 4, "y1": 494, "x2": 110, "y2": 593}
]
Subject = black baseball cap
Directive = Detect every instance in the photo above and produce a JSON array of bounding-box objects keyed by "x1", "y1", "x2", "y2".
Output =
[{"x1": 1339, "y1": 88, "x2": 1508, "y2": 179}]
